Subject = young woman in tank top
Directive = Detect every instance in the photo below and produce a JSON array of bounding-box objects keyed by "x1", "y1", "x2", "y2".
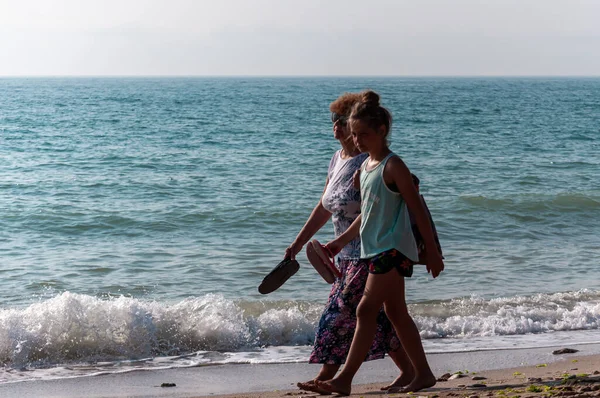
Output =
[
  {"x1": 316, "y1": 90, "x2": 445, "y2": 395},
  {"x1": 285, "y1": 92, "x2": 413, "y2": 395}
]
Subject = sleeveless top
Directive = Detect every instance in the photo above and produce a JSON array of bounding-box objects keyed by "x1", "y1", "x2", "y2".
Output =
[
  {"x1": 359, "y1": 153, "x2": 419, "y2": 261},
  {"x1": 321, "y1": 150, "x2": 368, "y2": 259}
]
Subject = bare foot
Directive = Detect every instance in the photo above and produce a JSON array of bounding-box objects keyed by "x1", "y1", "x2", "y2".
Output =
[
  {"x1": 315, "y1": 379, "x2": 351, "y2": 396},
  {"x1": 399, "y1": 374, "x2": 437, "y2": 393},
  {"x1": 380, "y1": 372, "x2": 414, "y2": 392},
  {"x1": 297, "y1": 380, "x2": 332, "y2": 395}
]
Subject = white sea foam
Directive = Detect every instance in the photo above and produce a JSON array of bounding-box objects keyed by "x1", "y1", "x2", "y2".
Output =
[
  {"x1": 414, "y1": 290, "x2": 600, "y2": 338},
  {"x1": 0, "y1": 290, "x2": 599, "y2": 383},
  {"x1": 0, "y1": 292, "x2": 320, "y2": 369}
]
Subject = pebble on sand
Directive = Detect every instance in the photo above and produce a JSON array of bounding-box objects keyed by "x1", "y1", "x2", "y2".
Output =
[{"x1": 552, "y1": 348, "x2": 579, "y2": 355}]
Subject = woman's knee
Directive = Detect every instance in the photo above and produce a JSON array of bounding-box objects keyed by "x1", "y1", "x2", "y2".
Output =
[
  {"x1": 356, "y1": 298, "x2": 382, "y2": 321},
  {"x1": 384, "y1": 301, "x2": 410, "y2": 321}
]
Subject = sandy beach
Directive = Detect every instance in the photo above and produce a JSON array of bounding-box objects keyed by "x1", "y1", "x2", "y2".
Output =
[
  {"x1": 1, "y1": 343, "x2": 599, "y2": 398},
  {"x1": 235, "y1": 352, "x2": 600, "y2": 398}
]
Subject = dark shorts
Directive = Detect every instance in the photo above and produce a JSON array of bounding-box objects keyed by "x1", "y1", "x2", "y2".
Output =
[{"x1": 365, "y1": 249, "x2": 414, "y2": 277}]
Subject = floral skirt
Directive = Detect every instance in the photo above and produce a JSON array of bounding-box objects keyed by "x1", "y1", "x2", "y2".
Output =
[{"x1": 308, "y1": 258, "x2": 401, "y2": 364}]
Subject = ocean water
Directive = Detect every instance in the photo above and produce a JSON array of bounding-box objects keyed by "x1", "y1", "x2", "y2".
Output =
[{"x1": 0, "y1": 77, "x2": 599, "y2": 383}]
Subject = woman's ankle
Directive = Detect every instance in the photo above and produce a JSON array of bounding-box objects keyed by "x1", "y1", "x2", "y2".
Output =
[{"x1": 316, "y1": 365, "x2": 340, "y2": 381}]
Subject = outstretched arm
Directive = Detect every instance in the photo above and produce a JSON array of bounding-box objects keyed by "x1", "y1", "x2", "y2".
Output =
[
  {"x1": 285, "y1": 179, "x2": 332, "y2": 260},
  {"x1": 386, "y1": 157, "x2": 444, "y2": 278}
]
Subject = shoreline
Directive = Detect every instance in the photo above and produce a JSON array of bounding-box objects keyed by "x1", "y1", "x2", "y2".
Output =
[{"x1": 1, "y1": 343, "x2": 600, "y2": 397}]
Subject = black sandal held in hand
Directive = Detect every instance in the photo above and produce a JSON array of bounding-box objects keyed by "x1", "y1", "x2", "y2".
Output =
[{"x1": 258, "y1": 257, "x2": 300, "y2": 294}]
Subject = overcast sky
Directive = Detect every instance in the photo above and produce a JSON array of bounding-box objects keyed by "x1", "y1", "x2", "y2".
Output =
[{"x1": 1, "y1": 0, "x2": 598, "y2": 76}]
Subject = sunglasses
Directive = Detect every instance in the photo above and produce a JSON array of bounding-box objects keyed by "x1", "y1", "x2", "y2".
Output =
[{"x1": 331, "y1": 113, "x2": 347, "y2": 124}]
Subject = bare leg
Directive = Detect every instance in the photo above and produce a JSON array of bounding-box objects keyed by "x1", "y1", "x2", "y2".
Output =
[
  {"x1": 383, "y1": 272, "x2": 436, "y2": 393},
  {"x1": 316, "y1": 273, "x2": 391, "y2": 396},
  {"x1": 382, "y1": 345, "x2": 414, "y2": 391},
  {"x1": 297, "y1": 364, "x2": 339, "y2": 395}
]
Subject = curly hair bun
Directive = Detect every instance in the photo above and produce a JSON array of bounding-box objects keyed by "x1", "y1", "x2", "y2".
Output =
[
  {"x1": 330, "y1": 92, "x2": 362, "y2": 116},
  {"x1": 361, "y1": 90, "x2": 380, "y2": 106}
]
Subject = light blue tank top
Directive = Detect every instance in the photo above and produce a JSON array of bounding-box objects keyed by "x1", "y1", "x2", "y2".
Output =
[{"x1": 359, "y1": 153, "x2": 419, "y2": 261}]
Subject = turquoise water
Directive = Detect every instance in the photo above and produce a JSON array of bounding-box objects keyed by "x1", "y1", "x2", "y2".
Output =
[{"x1": 0, "y1": 77, "x2": 599, "y2": 381}]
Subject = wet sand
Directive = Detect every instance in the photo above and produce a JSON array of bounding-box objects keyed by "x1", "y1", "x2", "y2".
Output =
[{"x1": 1, "y1": 343, "x2": 599, "y2": 397}]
